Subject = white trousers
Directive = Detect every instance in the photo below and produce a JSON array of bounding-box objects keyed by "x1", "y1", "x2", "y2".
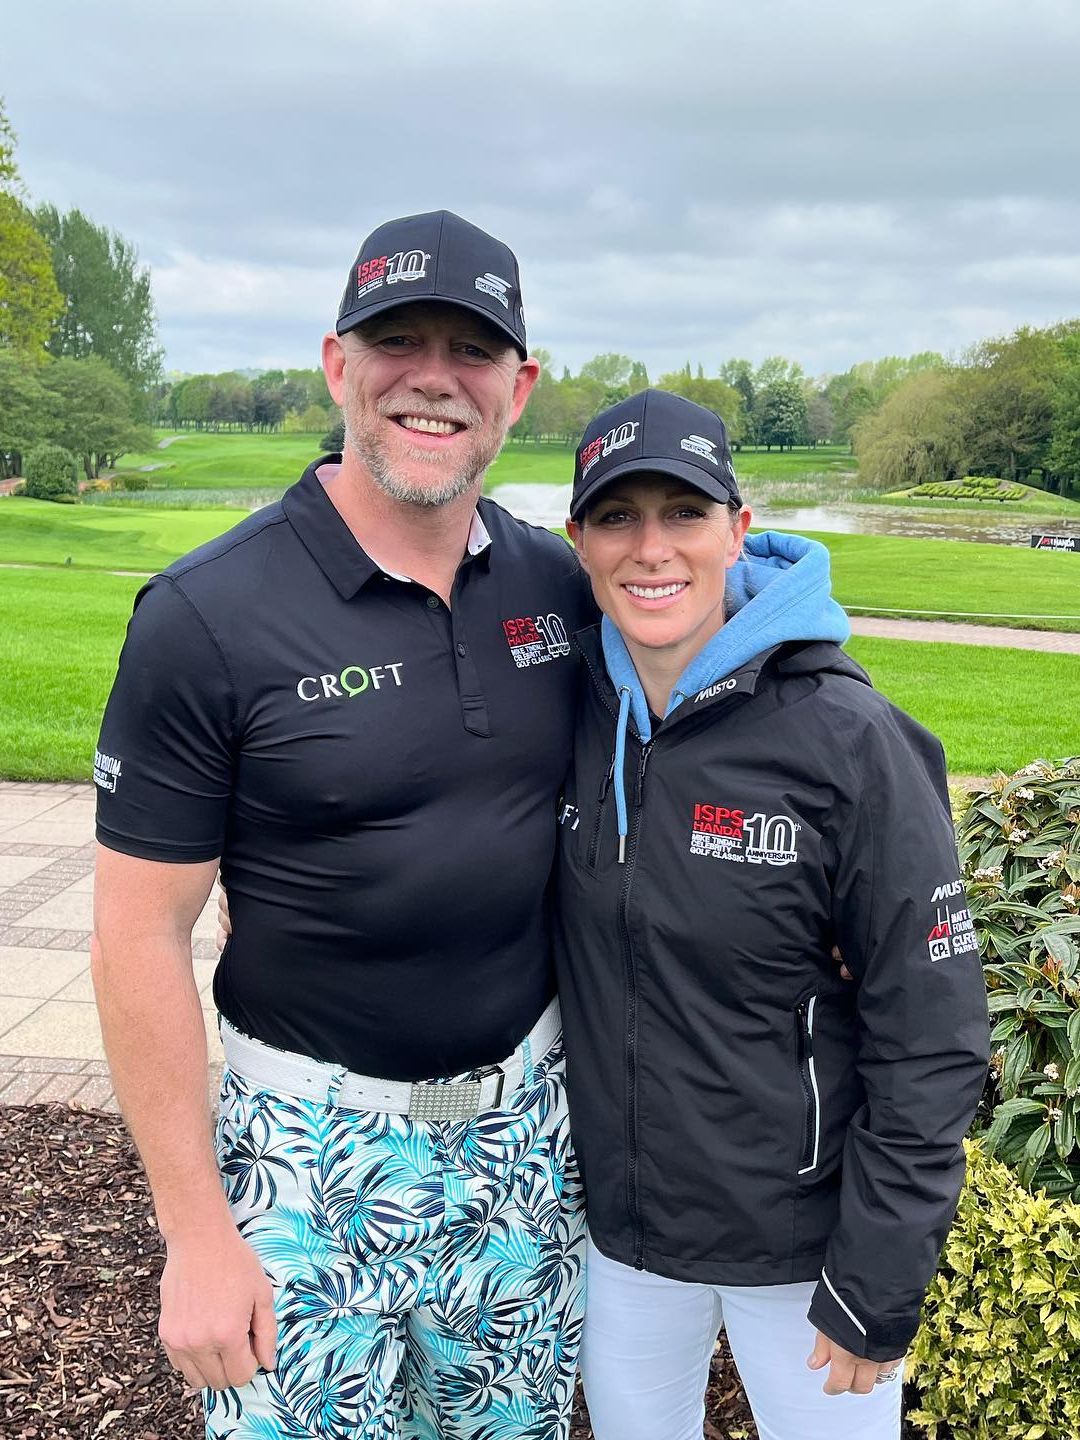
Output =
[{"x1": 581, "y1": 1237, "x2": 902, "y2": 1440}]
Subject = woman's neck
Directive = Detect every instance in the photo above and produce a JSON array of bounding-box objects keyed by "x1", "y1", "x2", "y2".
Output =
[{"x1": 622, "y1": 640, "x2": 687, "y2": 722}]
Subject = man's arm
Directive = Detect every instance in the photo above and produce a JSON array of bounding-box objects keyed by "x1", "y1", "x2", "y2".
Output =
[{"x1": 92, "y1": 845, "x2": 275, "y2": 1392}]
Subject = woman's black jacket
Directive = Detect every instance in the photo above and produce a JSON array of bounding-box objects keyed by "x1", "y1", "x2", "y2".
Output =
[{"x1": 553, "y1": 627, "x2": 990, "y2": 1361}]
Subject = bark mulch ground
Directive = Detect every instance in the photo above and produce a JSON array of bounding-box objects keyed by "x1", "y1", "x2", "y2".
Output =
[{"x1": 2, "y1": 1104, "x2": 928, "y2": 1439}]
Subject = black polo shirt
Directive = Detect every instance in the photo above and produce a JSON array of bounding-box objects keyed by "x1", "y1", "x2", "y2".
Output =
[{"x1": 95, "y1": 458, "x2": 594, "y2": 1080}]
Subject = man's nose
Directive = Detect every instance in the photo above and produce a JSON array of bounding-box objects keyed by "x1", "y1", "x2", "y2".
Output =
[{"x1": 404, "y1": 342, "x2": 458, "y2": 398}]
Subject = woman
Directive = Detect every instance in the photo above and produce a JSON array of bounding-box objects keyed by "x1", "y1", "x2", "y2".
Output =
[{"x1": 554, "y1": 388, "x2": 989, "y2": 1440}]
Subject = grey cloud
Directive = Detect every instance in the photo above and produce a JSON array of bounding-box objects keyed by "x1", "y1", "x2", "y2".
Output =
[{"x1": 5, "y1": 0, "x2": 1078, "y2": 376}]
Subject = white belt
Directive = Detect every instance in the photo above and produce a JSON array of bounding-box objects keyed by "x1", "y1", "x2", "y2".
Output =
[{"x1": 219, "y1": 997, "x2": 561, "y2": 1122}]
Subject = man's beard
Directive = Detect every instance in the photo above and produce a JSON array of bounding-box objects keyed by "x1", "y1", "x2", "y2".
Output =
[{"x1": 343, "y1": 393, "x2": 510, "y2": 509}]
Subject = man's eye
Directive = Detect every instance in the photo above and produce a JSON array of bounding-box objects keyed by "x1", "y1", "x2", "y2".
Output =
[{"x1": 456, "y1": 343, "x2": 492, "y2": 361}]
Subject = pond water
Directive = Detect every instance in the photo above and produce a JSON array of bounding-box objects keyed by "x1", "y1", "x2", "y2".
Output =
[{"x1": 487, "y1": 482, "x2": 1080, "y2": 547}]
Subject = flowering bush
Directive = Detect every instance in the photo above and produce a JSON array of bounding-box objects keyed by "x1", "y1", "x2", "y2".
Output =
[{"x1": 956, "y1": 758, "x2": 1080, "y2": 1195}]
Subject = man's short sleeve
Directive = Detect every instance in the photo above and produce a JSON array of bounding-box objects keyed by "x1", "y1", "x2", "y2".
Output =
[{"x1": 94, "y1": 576, "x2": 236, "y2": 862}]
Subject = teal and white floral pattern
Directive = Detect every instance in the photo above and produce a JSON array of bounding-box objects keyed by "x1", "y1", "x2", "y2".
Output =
[{"x1": 204, "y1": 1038, "x2": 585, "y2": 1439}]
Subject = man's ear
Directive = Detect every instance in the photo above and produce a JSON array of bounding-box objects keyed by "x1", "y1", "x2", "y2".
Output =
[
  {"x1": 508, "y1": 356, "x2": 542, "y2": 425},
  {"x1": 322, "y1": 332, "x2": 348, "y2": 408}
]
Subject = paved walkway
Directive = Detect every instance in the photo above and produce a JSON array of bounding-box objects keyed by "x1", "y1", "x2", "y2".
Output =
[
  {"x1": 0, "y1": 782, "x2": 222, "y2": 1111},
  {"x1": 848, "y1": 616, "x2": 1080, "y2": 653},
  {"x1": 2, "y1": 608, "x2": 1077, "y2": 1112}
]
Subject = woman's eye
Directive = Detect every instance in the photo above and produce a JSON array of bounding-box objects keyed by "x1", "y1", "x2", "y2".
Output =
[
  {"x1": 596, "y1": 510, "x2": 634, "y2": 526},
  {"x1": 672, "y1": 507, "x2": 706, "y2": 521}
]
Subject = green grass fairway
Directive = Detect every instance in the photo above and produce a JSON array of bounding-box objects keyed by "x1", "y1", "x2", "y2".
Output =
[
  {"x1": 0, "y1": 569, "x2": 144, "y2": 780},
  {"x1": 0, "y1": 500, "x2": 243, "y2": 570},
  {"x1": 113, "y1": 432, "x2": 323, "y2": 488},
  {"x1": 845, "y1": 636, "x2": 1080, "y2": 776},
  {"x1": 1, "y1": 566, "x2": 1076, "y2": 781},
  {"x1": 800, "y1": 530, "x2": 1080, "y2": 633}
]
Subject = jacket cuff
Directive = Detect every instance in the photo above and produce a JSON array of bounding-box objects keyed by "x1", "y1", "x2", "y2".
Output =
[{"x1": 808, "y1": 1275, "x2": 917, "y2": 1362}]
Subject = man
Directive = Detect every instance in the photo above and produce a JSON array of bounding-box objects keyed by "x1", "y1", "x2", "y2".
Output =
[{"x1": 92, "y1": 211, "x2": 594, "y2": 1440}]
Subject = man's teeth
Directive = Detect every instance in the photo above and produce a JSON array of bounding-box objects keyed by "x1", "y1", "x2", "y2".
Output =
[
  {"x1": 625, "y1": 583, "x2": 687, "y2": 599},
  {"x1": 398, "y1": 415, "x2": 460, "y2": 435}
]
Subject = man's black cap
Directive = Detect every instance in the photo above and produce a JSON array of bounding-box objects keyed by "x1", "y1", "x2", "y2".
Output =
[
  {"x1": 336, "y1": 210, "x2": 527, "y2": 358},
  {"x1": 570, "y1": 389, "x2": 741, "y2": 520}
]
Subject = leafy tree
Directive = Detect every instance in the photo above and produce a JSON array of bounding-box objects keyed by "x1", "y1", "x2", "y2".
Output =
[
  {"x1": 579, "y1": 353, "x2": 635, "y2": 388},
  {"x1": 251, "y1": 371, "x2": 286, "y2": 431},
  {"x1": 755, "y1": 379, "x2": 807, "y2": 450},
  {"x1": 960, "y1": 327, "x2": 1060, "y2": 483},
  {"x1": 1047, "y1": 335, "x2": 1080, "y2": 497},
  {"x1": 655, "y1": 369, "x2": 745, "y2": 443},
  {"x1": 0, "y1": 194, "x2": 65, "y2": 355},
  {"x1": 627, "y1": 360, "x2": 649, "y2": 394},
  {"x1": 0, "y1": 96, "x2": 21, "y2": 192},
  {"x1": 321, "y1": 416, "x2": 345, "y2": 451},
  {"x1": 34, "y1": 204, "x2": 163, "y2": 401},
  {"x1": 853, "y1": 369, "x2": 968, "y2": 489},
  {"x1": 39, "y1": 356, "x2": 146, "y2": 478},
  {"x1": 0, "y1": 348, "x2": 49, "y2": 476},
  {"x1": 754, "y1": 356, "x2": 804, "y2": 391},
  {"x1": 804, "y1": 389, "x2": 835, "y2": 446},
  {"x1": 24, "y1": 441, "x2": 79, "y2": 500}
]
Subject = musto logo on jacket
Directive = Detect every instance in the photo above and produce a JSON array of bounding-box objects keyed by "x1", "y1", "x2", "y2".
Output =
[
  {"x1": 926, "y1": 880, "x2": 978, "y2": 961},
  {"x1": 690, "y1": 803, "x2": 800, "y2": 866}
]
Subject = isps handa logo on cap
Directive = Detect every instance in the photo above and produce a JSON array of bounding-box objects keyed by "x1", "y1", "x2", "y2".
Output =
[
  {"x1": 296, "y1": 661, "x2": 405, "y2": 703},
  {"x1": 354, "y1": 249, "x2": 430, "y2": 300},
  {"x1": 579, "y1": 421, "x2": 639, "y2": 480}
]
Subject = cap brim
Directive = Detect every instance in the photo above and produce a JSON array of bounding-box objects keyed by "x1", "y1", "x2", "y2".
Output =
[
  {"x1": 569, "y1": 456, "x2": 740, "y2": 520},
  {"x1": 336, "y1": 292, "x2": 527, "y2": 359}
]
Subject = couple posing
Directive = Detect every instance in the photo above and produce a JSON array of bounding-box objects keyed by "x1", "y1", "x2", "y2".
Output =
[{"x1": 92, "y1": 211, "x2": 989, "y2": 1440}]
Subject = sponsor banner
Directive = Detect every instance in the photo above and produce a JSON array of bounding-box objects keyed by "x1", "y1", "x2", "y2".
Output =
[{"x1": 1030, "y1": 533, "x2": 1079, "y2": 552}]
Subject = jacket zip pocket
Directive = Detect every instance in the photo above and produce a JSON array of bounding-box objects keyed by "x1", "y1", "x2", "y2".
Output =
[
  {"x1": 586, "y1": 759, "x2": 614, "y2": 871},
  {"x1": 795, "y1": 995, "x2": 821, "y2": 1176}
]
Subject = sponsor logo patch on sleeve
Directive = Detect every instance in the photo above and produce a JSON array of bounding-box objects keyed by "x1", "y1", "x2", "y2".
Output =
[{"x1": 93, "y1": 750, "x2": 122, "y2": 792}]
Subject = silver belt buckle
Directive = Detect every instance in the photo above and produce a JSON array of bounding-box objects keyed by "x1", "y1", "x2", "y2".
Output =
[{"x1": 407, "y1": 1079, "x2": 483, "y2": 1122}]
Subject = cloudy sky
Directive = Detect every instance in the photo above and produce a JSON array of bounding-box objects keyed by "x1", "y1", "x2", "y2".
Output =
[{"x1": 5, "y1": 0, "x2": 1079, "y2": 379}]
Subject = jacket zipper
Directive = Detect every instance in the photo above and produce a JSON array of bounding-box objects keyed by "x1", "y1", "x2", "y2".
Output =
[
  {"x1": 621, "y1": 740, "x2": 652, "y2": 1268},
  {"x1": 795, "y1": 995, "x2": 821, "y2": 1175},
  {"x1": 586, "y1": 758, "x2": 614, "y2": 870}
]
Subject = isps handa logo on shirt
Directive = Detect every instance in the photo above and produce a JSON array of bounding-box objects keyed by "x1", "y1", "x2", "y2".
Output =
[{"x1": 295, "y1": 661, "x2": 404, "y2": 703}]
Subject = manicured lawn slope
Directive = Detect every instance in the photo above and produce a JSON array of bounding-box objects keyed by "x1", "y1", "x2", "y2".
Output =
[
  {"x1": 0, "y1": 500, "x2": 242, "y2": 570},
  {"x1": 800, "y1": 530, "x2": 1080, "y2": 632},
  {"x1": 845, "y1": 636, "x2": 1080, "y2": 776}
]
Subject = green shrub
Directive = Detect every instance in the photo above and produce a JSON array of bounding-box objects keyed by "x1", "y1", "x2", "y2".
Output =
[
  {"x1": 24, "y1": 443, "x2": 79, "y2": 502},
  {"x1": 320, "y1": 416, "x2": 345, "y2": 452},
  {"x1": 116, "y1": 471, "x2": 150, "y2": 492},
  {"x1": 909, "y1": 1141, "x2": 1080, "y2": 1439},
  {"x1": 956, "y1": 759, "x2": 1080, "y2": 1195}
]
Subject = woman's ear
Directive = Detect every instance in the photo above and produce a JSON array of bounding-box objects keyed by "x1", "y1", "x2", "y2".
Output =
[
  {"x1": 726, "y1": 507, "x2": 752, "y2": 569},
  {"x1": 566, "y1": 518, "x2": 589, "y2": 571}
]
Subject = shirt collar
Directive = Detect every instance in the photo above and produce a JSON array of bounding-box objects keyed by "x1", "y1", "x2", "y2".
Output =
[{"x1": 282, "y1": 456, "x2": 492, "y2": 600}]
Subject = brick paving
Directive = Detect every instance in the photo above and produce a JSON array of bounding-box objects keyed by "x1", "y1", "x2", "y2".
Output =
[{"x1": 0, "y1": 780, "x2": 223, "y2": 1111}]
